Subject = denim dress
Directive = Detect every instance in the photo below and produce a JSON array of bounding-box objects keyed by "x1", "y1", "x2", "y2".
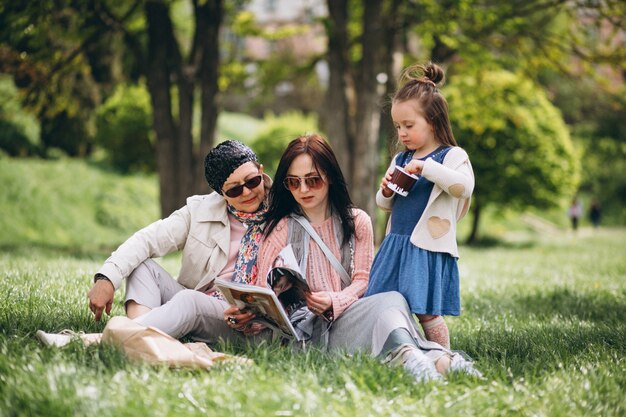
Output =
[{"x1": 365, "y1": 146, "x2": 460, "y2": 316}]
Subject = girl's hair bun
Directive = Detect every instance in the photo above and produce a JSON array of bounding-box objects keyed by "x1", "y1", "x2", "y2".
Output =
[{"x1": 400, "y1": 62, "x2": 445, "y2": 88}]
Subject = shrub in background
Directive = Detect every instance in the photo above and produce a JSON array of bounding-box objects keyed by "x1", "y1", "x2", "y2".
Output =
[
  {"x1": 250, "y1": 111, "x2": 318, "y2": 177},
  {"x1": 0, "y1": 76, "x2": 40, "y2": 157},
  {"x1": 446, "y1": 69, "x2": 580, "y2": 240},
  {"x1": 41, "y1": 110, "x2": 95, "y2": 157},
  {"x1": 96, "y1": 83, "x2": 155, "y2": 173}
]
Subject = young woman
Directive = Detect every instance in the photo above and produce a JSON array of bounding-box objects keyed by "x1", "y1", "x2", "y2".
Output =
[{"x1": 253, "y1": 134, "x2": 480, "y2": 382}]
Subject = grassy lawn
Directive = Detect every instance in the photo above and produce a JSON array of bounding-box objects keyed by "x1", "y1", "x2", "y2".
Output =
[{"x1": 1, "y1": 227, "x2": 624, "y2": 416}]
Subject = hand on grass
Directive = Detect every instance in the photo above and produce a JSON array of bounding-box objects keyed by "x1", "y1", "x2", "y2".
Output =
[{"x1": 87, "y1": 279, "x2": 114, "y2": 321}]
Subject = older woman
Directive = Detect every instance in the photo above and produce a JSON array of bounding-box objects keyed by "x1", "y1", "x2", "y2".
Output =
[{"x1": 87, "y1": 140, "x2": 272, "y2": 343}]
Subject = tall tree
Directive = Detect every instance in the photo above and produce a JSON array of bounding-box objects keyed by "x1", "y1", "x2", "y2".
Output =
[
  {"x1": 323, "y1": 0, "x2": 624, "y2": 236},
  {"x1": 322, "y1": 0, "x2": 402, "y2": 221},
  {"x1": 143, "y1": 0, "x2": 223, "y2": 215},
  {"x1": 0, "y1": 0, "x2": 224, "y2": 216}
]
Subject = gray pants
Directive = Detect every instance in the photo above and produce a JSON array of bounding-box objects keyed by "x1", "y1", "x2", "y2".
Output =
[
  {"x1": 126, "y1": 261, "x2": 446, "y2": 360},
  {"x1": 318, "y1": 291, "x2": 449, "y2": 361},
  {"x1": 125, "y1": 259, "x2": 270, "y2": 344}
]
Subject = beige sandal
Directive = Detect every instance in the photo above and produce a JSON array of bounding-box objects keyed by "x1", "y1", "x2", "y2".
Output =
[{"x1": 36, "y1": 329, "x2": 102, "y2": 347}]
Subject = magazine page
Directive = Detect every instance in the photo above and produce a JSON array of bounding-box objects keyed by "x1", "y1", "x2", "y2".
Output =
[
  {"x1": 214, "y1": 279, "x2": 300, "y2": 341},
  {"x1": 267, "y1": 244, "x2": 309, "y2": 298}
]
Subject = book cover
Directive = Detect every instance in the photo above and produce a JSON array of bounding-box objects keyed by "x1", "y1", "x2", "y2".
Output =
[{"x1": 214, "y1": 244, "x2": 308, "y2": 341}]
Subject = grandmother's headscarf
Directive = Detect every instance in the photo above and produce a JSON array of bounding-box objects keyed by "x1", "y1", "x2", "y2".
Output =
[{"x1": 204, "y1": 140, "x2": 258, "y2": 194}]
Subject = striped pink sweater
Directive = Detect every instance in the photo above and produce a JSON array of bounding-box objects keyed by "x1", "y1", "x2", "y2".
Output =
[{"x1": 256, "y1": 209, "x2": 374, "y2": 318}]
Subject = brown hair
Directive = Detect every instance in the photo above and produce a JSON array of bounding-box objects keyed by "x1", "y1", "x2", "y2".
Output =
[
  {"x1": 264, "y1": 134, "x2": 355, "y2": 246},
  {"x1": 393, "y1": 62, "x2": 458, "y2": 147}
]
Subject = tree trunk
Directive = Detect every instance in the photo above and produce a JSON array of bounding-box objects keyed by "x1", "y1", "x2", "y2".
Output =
[
  {"x1": 322, "y1": 0, "x2": 354, "y2": 183},
  {"x1": 195, "y1": 0, "x2": 222, "y2": 195},
  {"x1": 467, "y1": 198, "x2": 481, "y2": 244},
  {"x1": 431, "y1": 35, "x2": 457, "y2": 64},
  {"x1": 352, "y1": 0, "x2": 384, "y2": 218},
  {"x1": 375, "y1": 0, "x2": 404, "y2": 244},
  {"x1": 145, "y1": 1, "x2": 181, "y2": 217},
  {"x1": 145, "y1": 0, "x2": 223, "y2": 215}
]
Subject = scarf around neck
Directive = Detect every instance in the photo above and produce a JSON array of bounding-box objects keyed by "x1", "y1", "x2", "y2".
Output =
[{"x1": 227, "y1": 203, "x2": 267, "y2": 285}]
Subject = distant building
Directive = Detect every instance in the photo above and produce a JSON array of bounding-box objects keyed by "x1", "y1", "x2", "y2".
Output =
[{"x1": 242, "y1": 0, "x2": 327, "y2": 61}]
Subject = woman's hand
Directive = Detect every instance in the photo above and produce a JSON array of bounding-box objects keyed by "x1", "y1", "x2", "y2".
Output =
[
  {"x1": 304, "y1": 291, "x2": 332, "y2": 316},
  {"x1": 224, "y1": 305, "x2": 255, "y2": 332},
  {"x1": 404, "y1": 159, "x2": 425, "y2": 175},
  {"x1": 380, "y1": 167, "x2": 395, "y2": 198},
  {"x1": 242, "y1": 322, "x2": 266, "y2": 337},
  {"x1": 87, "y1": 279, "x2": 114, "y2": 321}
]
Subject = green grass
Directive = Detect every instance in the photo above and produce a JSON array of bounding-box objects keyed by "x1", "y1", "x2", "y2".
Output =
[
  {"x1": 0, "y1": 158, "x2": 624, "y2": 416},
  {"x1": 1, "y1": 230, "x2": 624, "y2": 416},
  {"x1": 0, "y1": 157, "x2": 159, "y2": 253}
]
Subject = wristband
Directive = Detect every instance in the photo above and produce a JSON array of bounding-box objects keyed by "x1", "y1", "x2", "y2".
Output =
[{"x1": 94, "y1": 273, "x2": 111, "y2": 283}]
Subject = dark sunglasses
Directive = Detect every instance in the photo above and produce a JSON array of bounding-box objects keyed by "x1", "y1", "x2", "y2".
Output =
[
  {"x1": 223, "y1": 175, "x2": 263, "y2": 198},
  {"x1": 283, "y1": 175, "x2": 325, "y2": 191}
]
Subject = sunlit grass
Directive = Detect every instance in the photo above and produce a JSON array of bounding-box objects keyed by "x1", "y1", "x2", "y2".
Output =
[{"x1": 1, "y1": 228, "x2": 624, "y2": 416}]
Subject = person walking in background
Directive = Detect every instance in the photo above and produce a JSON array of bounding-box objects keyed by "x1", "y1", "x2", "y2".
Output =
[
  {"x1": 589, "y1": 198, "x2": 601, "y2": 228},
  {"x1": 568, "y1": 197, "x2": 583, "y2": 231},
  {"x1": 365, "y1": 62, "x2": 475, "y2": 350}
]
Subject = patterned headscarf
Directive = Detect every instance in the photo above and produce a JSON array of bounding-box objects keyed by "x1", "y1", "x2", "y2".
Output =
[{"x1": 227, "y1": 202, "x2": 267, "y2": 285}]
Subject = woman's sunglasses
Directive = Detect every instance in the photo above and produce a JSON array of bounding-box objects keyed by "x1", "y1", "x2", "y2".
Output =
[
  {"x1": 283, "y1": 175, "x2": 325, "y2": 191},
  {"x1": 223, "y1": 175, "x2": 263, "y2": 198}
]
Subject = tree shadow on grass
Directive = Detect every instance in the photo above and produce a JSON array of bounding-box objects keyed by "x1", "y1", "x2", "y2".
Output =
[
  {"x1": 466, "y1": 287, "x2": 626, "y2": 324},
  {"x1": 463, "y1": 234, "x2": 538, "y2": 249},
  {"x1": 457, "y1": 321, "x2": 625, "y2": 379}
]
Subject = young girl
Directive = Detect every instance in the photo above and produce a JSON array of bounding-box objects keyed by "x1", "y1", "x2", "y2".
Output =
[{"x1": 365, "y1": 62, "x2": 475, "y2": 349}]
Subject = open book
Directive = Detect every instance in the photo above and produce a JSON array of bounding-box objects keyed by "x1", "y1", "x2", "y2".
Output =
[{"x1": 214, "y1": 244, "x2": 308, "y2": 341}]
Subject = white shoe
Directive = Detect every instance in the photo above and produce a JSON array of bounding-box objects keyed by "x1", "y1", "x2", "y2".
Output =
[
  {"x1": 402, "y1": 346, "x2": 443, "y2": 383},
  {"x1": 36, "y1": 330, "x2": 102, "y2": 347},
  {"x1": 385, "y1": 344, "x2": 443, "y2": 383},
  {"x1": 449, "y1": 352, "x2": 483, "y2": 378}
]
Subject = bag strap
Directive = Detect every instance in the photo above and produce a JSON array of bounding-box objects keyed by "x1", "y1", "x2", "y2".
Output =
[{"x1": 291, "y1": 215, "x2": 352, "y2": 289}]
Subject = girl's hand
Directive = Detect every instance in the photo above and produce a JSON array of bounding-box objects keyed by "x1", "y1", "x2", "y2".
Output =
[
  {"x1": 304, "y1": 291, "x2": 332, "y2": 316},
  {"x1": 224, "y1": 305, "x2": 255, "y2": 332},
  {"x1": 380, "y1": 167, "x2": 395, "y2": 197},
  {"x1": 404, "y1": 159, "x2": 425, "y2": 175}
]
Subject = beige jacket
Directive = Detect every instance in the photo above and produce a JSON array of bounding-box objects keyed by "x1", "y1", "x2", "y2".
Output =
[
  {"x1": 98, "y1": 193, "x2": 234, "y2": 292},
  {"x1": 376, "y1": 146, "x2": 474, "y2": 258}
]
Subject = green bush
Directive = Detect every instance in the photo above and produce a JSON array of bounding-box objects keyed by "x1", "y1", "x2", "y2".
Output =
[
  {"x1": 0, "y1": 76, "x2": 40, "y2": 157},
  {"x1": 41, "y1": 111, "x2": 94, "y2": 157},
  {"x1": 249, "y1": 111, "x2": 318, "y2": 177},
  {"x1": 95, "y1": 83, "x2": 155, "y2": 173},
  {"x1": 217, "y1": 111, "x2": 263, "y2": 143},
  {"x1": 446, "y1": 70, "x2": 580, "y2": 211}
]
